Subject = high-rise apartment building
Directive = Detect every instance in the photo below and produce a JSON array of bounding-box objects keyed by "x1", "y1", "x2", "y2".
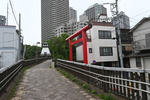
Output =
[
  {"x1": 69, "y1": 7, "x2": 77, "y2": 21},
  {"x1": 113, "y1": 11, "x2": 130, "y2": 29},
  {"x1": 84, "y1": 3, "x2": 107, "y2": 21},
  {"x1": 41, "y1": 0, "x2": 69, "y2": 42}
]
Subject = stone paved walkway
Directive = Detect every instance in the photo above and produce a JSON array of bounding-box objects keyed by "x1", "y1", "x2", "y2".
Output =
[{"x1": 11, "y1": 60, "x2": 99, "y2": 100}]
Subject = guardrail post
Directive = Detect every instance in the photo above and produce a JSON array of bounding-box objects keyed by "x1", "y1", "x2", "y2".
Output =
[
  {"x1": 106, "y1": 70, "x2": 109, "y2": 92},
  {"x1": 123, "y1": 71, "x2": 126, "y2": 97},
  {"x1": 112, "y1": 71, "x2": 116, "y2": 94},
  {"x1": 130, "y1": 72, "x2": 135, "y2": 99},
  {"x1": 148, "y1": 74, "x2": 150, "y2": 83},
  {"x1": 119, "y1": 71, "x2": 122, "y2": 96},
  {"x1": 135, "y1": 72, "x2": 140, "y2": 100},
  {"x1": 87, "y1": 65, "x2": 90, "y2": 84},
  {"x1": 116, "y1": 71, "x2": 119, "y2": 95},
  {"x1": 103, "y1": 70, "x2": 107, "y2": 92},
  {"x1": 110, "y1": 71, "x2": 112, "y2": 92},
  {"x1": 126, "y1": 72, "x2": 130, "y2": 99},
  {"x1": 99, "y1": 69, "x2": 102, "y2": 89},
  {"x1": 140, "y1": 72, "x2": 147, "y2": 100}
]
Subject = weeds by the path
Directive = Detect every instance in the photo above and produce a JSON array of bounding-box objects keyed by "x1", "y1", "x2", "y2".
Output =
[
  {"x1": 7, "y1": 66, "x2": 33, "y2": 100},
  {"x1": 56, "y1": 68, "x2": 115, "y2": 100}
]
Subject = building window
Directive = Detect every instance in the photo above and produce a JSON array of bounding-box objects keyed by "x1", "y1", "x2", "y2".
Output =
[
  {"x1": 99, "y1": 30, "x2": 111, "y2": 39},
  {"x1": 100, "y1": 47, "x2": 113, "y2": 56},
  {"x1": 136, "y1": 57, "x2": 141, "y2": 67},
  {"x1": 89, "y1": 48, "x2": 92, "y2": 53}
]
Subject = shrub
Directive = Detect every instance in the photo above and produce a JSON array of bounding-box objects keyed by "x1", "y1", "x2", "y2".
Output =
[
  {"x1": 72, "y1": 77, "x2": 75, "y2": 81},
  {"x1": 49, "y1": 66, "x2": 52, "y2": 68},
  {"x1": 104, "y1": 90, "x2": 114, "y2": 100},
  {"x1": 98, "y1": 94, "x2": 105, "y2": 99},
  {"x1": 91, "y1": 90, "x2": 96, "y2": 94},
  {"x1": 65, "y1": 72, "x2": 70, "y2": 78},
  {"x1": 82, "y1": 83, "x2": 89, "y2": 89}
]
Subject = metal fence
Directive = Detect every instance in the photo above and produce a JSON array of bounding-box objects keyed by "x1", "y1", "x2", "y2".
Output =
[
  {"x1": 132, "y1": 37, "x2": 150, "y2": 51},
  {"x1": 0, "y1": 57, "x2": 51, "y2": 97},
  {"x1": 57, "y1": 59, "x2": 150, "y2": 100}
]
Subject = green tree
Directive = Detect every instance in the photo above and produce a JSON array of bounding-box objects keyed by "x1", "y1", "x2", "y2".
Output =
[
  {"x1": 47, "y1": 33, "x2": 76, "y2": 61},
  {"x1": 24, "y1": 45, "x2": 42, "y2": 60}
]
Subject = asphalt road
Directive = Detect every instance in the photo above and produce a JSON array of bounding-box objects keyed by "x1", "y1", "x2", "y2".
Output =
[{"x1": 11, "y1": 60, "x2": 99, "y2": 100}]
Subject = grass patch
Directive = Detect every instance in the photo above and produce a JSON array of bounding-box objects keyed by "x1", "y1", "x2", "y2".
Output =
[
  {"x1": 104, "y1": 90, "x2": 114, "y2": 100},
  {"x1": 7, "y1": 66, "x2": 32, "y2": 100},
  {"x1": 72, "y1": 77, "x2": 75, "y2": 81},
  {"x1": 56, "y1": 68, "x2": 115, "y2": 100},
  {"x1": 97, "y1": 91, "x2": 114, "y2": 100},
  {"x1": 82, "y1": 83, "x2": 89, "y2": 90},
  {"x1": 98, "y1": 94, "x2": 105, "y2": 99},
  {"x1": 65, "y1": 72, "x2": 70, "y2": 78},
  {"x1": 49, "y1": 66, "x2": 52, "y2": 68},
  {"x1": 91, "y1": 90, "x2": 96, "y2": 94}
]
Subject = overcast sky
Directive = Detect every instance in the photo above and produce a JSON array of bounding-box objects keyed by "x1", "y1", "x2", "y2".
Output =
[{"x1": 0, "y1": 0, "x2": 150, "y2": 45}]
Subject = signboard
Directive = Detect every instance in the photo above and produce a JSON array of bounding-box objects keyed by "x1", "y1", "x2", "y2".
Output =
[{"x1": 93, "y1": 60, "x2": 96, "y2": 64}]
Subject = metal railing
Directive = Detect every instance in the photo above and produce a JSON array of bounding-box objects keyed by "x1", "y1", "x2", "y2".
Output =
[
  {"x1": 57, "y1": 59, "x2": 150, "y2": 100},
  {"x1": 132, "y1": 38, "x2": 150, "y2": 51},
  {"x1": 0, "y1": 57, "x2": 51, "y2": 97}
]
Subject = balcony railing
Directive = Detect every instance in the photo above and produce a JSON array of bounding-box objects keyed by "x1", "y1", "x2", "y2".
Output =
[{"x1": 132, "y1": 38, "x2": 150, "y2": 51}]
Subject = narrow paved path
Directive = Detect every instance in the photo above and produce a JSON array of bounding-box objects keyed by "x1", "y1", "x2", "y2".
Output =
[{"x1": 11, "y1": 60, "x2": 99, "y2": 100}]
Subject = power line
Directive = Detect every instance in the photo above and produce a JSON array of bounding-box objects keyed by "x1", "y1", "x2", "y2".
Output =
[
  {"x1": 9, "y1": 0, "x2": 19, "y2": 26},
  {"x1": 132, "y1": 9, "x2": 150, "y2": 18},
  {"x1": 0, "y1": 39, "x2": 19, "y2": 44}
]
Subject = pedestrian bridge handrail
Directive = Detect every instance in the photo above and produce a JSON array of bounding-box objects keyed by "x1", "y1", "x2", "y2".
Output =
[
  {"x1": 0, "y1": 57, "x2": 51, "y2": 97},
  {"x1": 58, "y1": 59, "x2": 150, "y2": 73},
  {"x1": 57, "y1": 59, "x2": 150, "y2": 100}
]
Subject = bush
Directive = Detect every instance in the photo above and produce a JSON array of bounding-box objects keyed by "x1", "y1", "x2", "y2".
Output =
[
  {"x1": 65, "y1": 72, "x2": 70, "y2": 78},
  {"x1": 49, "y1": 66, "x2": 52, "y2": 68},
  {"x1": 91, "y1": 90, "x2": 96, "y2": 94},
  {"x1": 98, "y1": 94, "x2": 105, "y2": 99},
  {"x1": 82, "y1": 83, "x2": 89, "y2": 89},
  {"x1": 104, "y1": 90, "x2": 114, "y2": 100},
  {"x1": 72, "y1": 77, "x2": 75, "y2": 81}
]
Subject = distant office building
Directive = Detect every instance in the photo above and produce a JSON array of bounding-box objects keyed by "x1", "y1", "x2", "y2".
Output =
[
  {"x1": 69, "y1": 7, "x2": 77, "y2": 21},
  {"x1": 113, "y1": 11, "x2": 130, "y2": 29},
  {"x1": 84, "y1": 3, "x2": 107, "y2": 21},
  {"x1": 79, "y1": 14, "x2": 88, "y2": 21},
  {"x1": 41, "y1": 0, "x2": 69, "y2": 42},
  {"x1": 0, "y1": 15, "x2": 6, "y2": 25},
  {"x1": 55, "y1": 20, "x2": 89, "y2": 37}
]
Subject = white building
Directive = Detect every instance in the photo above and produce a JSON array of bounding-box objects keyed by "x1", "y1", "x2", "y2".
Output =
[
  {"x1": 41, "y1": 42, "x2": 51, "y2": 56},
  {"x1": 0, "y1": 25, "x2": 20, "y2": 68},
  {"x1": 129, "y1": 17, "x2": 150, "y2": 69},
  {"x1": 76, "y1": 19, "x2": 118, "y2": 66},
  {"x1": 55, "y1": 20, "x2": 89, "y2": 37}
]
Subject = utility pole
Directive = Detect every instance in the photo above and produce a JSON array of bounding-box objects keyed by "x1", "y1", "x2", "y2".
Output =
[
  {"x1": 7, "y1": 3, "x2": 9, "y2": 25},
  {"x1": 36, "y1": 42, "x2": 40, "y2": 63},
  {"x1": 18, "y1": 13, "x2": 21, "y2": 60},
  {"x1": 104, "y1": 0, "x2": 124, "y2": 68},
  {"x1": 115, "y1": 0, "x2": 124, "y2": 68}
]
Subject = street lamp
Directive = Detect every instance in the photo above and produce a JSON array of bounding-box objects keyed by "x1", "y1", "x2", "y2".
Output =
[{"x1": 36, "y1": 42, "x2": 40, "y2": 63}]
